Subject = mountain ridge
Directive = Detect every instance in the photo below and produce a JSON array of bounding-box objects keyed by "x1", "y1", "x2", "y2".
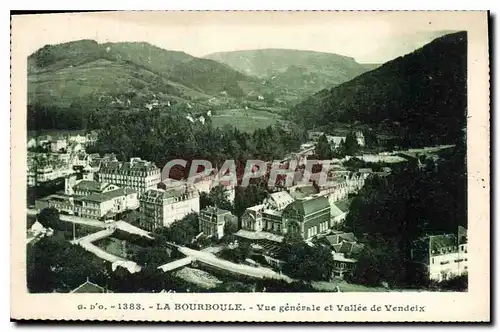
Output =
[{"x1": 291, "y1": 31, "x2": 467, "y2": 147}]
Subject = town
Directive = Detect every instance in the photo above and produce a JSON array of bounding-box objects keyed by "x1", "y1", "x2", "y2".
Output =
[{"x1": 27, "y1": 128, "x2": 467, "y2": 293}]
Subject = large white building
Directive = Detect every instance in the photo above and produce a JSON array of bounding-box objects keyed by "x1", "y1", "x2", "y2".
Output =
[
  {"x1": 35, "y1": 176, "x2": 139, "y2": 220},
  {"x1": 139, "y1": 182, "x2": 200, "y2": 230},
  {"x1": 411, "y1": 226, "x2": 468, "y2": 282},
  {"x1": 98, "y1": 157, "x2": 161, "y2": 194}
]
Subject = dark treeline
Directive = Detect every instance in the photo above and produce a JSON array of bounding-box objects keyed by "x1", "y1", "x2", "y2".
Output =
[
  {"x1": 85, "y1": 110, "x2": 307, "y2": 175},
  {"x1": 28, "y1": 102, "x2": 128, "y2": 131},
  {"x1": 344, "y1": 141, "x2": 466, "y2": 288}
]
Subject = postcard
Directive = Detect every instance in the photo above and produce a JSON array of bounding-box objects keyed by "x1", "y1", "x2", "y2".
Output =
[{"x1": 11, "y1": 11, "x2": 490, "y2": 322}]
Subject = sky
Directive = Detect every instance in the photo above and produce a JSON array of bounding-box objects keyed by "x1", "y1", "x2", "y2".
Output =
[{"x1": 16, "y1": 11, "x2": 461, "y2": 64}]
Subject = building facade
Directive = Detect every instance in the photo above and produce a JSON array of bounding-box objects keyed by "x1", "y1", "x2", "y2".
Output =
[
  {"x1": 411, "y1": 226, "x2": 468, "y2": 282},
  {"x1": 139, "y1": 185, "x2": 200, "y2": 231},
  {"x1": 281, "y1": 196, "x2": 331, "y2": 239},
  {"x1": 199, "y1": 206, "x2": 233, "y2": 239},
  {"x1": 73, "y1": 188, "x2": 138, "y2": 219},
  {"x1": 98, "y1": 157, "x2": 161, "y2": 194}
]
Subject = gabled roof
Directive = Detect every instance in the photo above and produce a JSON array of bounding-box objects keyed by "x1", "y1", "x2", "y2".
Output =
[
  {"x1": 331, "y1": 243, "x2": 343, "y2": 252},
  {"x1": 78, "y1": 188, "x2": 136, "y2": 203},
  {"x1": 267, "y1": 191, "x2": 295, "y2": 210},
  {"x1": 70, "y1": 280, "x2": 110, "y2": 293},
  {"x1": 330, "y1": 203, "x2": 345, "y2": 218},
  {"x1": 73, "y1": 180, "x2": 108, "y2": 193},
  {"x1": 284, "y1": 196, "x2": 330, "y2": 217},
  {"x1": 429, "y1": 234, "x2": 458, "y2": 252},
  {"x1": 325, "y1": 232, "x2": 357, "y2": 246},
  {"x1": 334, "y1": 199, "x2": 351, "y2": 213}
]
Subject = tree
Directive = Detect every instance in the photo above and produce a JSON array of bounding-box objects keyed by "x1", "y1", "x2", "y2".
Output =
[
  {"x1": 207, "y1": 185, "x2": 232, "y2": 211},
  {"x1": 132, "y1": 246, "x2": 174, "y2": 268},
  {"x1": 315, "y1": 134, "x2": 332, "y2": 160},
  {"x1": 281, "y1": 240, "x2": 335, "y2": 281},
  {"x1": 233, "y1": 183, "x2": 269, "y2": 217},
  {"x1": 223, "y1": 215, "x2": 239, "y2": 235},
  {"x1": 27, "y1": 235, "x2": 109, "y2": 293},
  {"x1": 37, "y1": 207, "x2": 65, "y2": 230},
  {"x1": 341, "y1": 132, "x2": 360, "y2": 156},
  {"x1": 219, "y1": 241, "x2": 251, "y2": 263},
  {"x1": 154, "y1": 213, "x2": 200, "y2": 246},
  {"x1": 363, "y1": 129, "x2": 378, "y2": 148}
]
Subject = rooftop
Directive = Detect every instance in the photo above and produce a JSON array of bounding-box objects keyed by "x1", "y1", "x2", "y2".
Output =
[
  {"x1": 73, "y1": 180, "x2": 108, "y2": 193},
  {"x1": 202, "y1": 206, "x2": 231, "y2": 216},
  {"x1": 78, "y1": 187, "x2": 136, "y2": 203},
  {"x1": 70, "y1": 280, "x2": 111, "y2": 293},
  {"x1": 284, "y1": 196, "x2": 330, "y2": 217},
  {"x1": 100, "y1": 158, "x2": 159, "y2": 174},
  {"x1": 429, "y1": 234, "x2": 458, "y2": 252},
  {"x1": 266, "y1": 191, "x2": 295, "y2": 210},
  {"x1": 330, "y1": 203, "x2": 345, "y2": 218}
]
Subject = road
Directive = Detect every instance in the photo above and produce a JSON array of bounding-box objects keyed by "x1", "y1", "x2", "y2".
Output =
[
  {"x1": 173, "y1": 244, "x2": 293, "y2": 282},
  {"x1": 28, "y1": 208, "x2": 107, "y2": 228},
  {"x1": 27, "y1": 208, "x2": 153, "y2": 239}
]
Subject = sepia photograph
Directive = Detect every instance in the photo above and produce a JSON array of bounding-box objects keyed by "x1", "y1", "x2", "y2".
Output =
[{"x1": 10, "y1": 11, "x2": 489, "y2": 322}]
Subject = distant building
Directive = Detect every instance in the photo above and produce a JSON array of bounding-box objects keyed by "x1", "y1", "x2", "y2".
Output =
[
  {"x1": 325, "y1": 231, "x2": 364, "y2": 279},
  {"x1": 50, "y1": 138, "x2": 68, "y2": 153},
  {"x1": 355, "y1": 131, "x2": 365, "y2": 147},
  {"x1": 411, "y1": 226, "x2": 468, "y2": 282},
  {"x1": 241, "y1": 204, "x2": 265, "y2": 232},
  {"x1": 308, "y1": 131, "x2": 325, "y2": 141},
  {"x1": 199, "y1": 206, "x2": 235, "y2": 239},
  {"x1": 68, "y1": 134, "x2": 87, "y2": 145},
  {"x1": 98, "y1": 157, "x2": 161, "y2": 194},
  {"x1": 281, "y1": 196, "x2": 331, "y2": 239},
  {"x1": 326, "y1": 135, "x2": 346, "y2": 149},
  {"x1": 27, "y1": 137, "x2": 37, "y2": 149},
  {"x1": 139, "y1": 184, "x2": 200, "y2": 230}
]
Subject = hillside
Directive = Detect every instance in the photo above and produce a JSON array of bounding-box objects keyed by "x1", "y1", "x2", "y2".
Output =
[
  {"x1": 291, "y1": 31, "x2": 467, "y2": 147},
  {"x1": 204, "y1": 49, "x2": 371, "y2": 99},
  {"x1": 28, "y1": 40, "x2": 256, "y2": 111}
]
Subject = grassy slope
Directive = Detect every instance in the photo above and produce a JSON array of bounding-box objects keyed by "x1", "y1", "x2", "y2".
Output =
[{"x1": 28, "y1": 40, "x2": 256, "y2": 109}]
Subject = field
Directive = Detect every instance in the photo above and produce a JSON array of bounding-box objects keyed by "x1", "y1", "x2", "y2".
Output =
[{"x1": 211, "y1": 108, "x2": 286, "y2": 132}]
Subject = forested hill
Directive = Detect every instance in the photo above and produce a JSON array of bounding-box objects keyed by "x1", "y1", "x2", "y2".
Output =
[
  {"x1": 28, "y1": 40, "x2": 255, "y2": 110},
  {"x1": 292, "y1": 31, "x2": 467, "y2": 147},
  {"x1": 204, "y1": 49, "x2": 372, "y2": 99}
]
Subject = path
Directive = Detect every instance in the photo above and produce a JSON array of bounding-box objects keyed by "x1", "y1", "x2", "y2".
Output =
[
  {"x1": 71, "y1": 228, "x2": 141, "y2": 274},
  {"x1": 158, "y1": 257, "x2": 194, "y2": 272},
  {"x1": 173, "y1": 244, "x2": 293, "y2": 282},
  {"x1": 28, "y1": 208, "x2": 154, "y2": 239}
]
